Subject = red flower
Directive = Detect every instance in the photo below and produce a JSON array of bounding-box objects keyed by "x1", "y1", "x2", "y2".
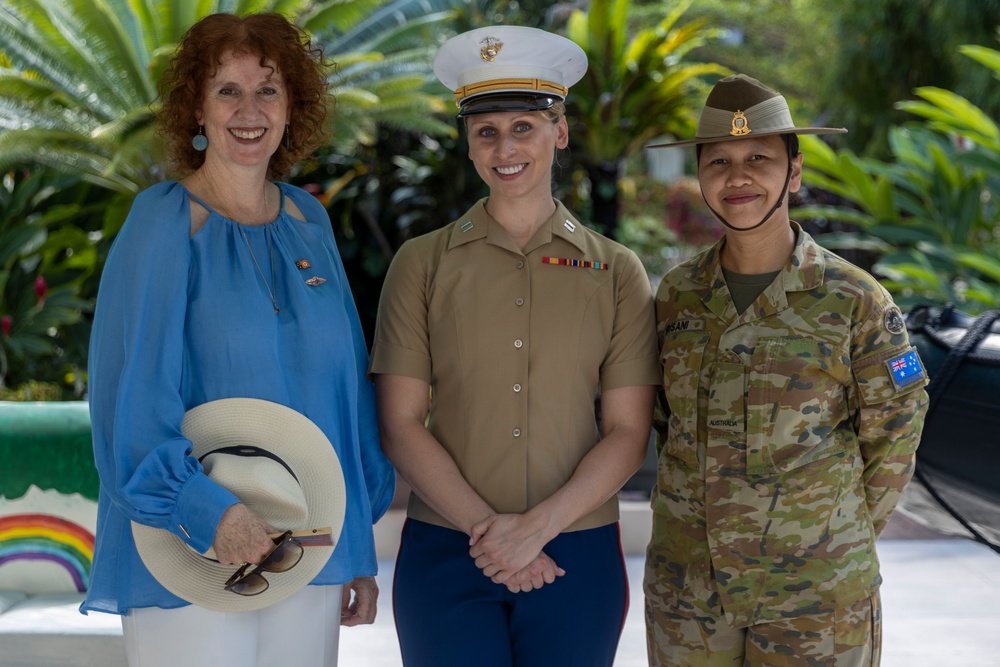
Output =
[
  {"x1": 1, "y1": 315, "x2": 10, "y2": 338},
  {"x1": 34, "y1": 275, "x2": 47, "y2": 305}
]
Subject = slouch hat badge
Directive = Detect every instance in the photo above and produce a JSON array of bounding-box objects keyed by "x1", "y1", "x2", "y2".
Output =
[
  {"x1": 480, "y1": 36, "x2": 503, "y2": 62},
  {"x1": 731, "y1": 110, "x2": 751, "y2": 136}
]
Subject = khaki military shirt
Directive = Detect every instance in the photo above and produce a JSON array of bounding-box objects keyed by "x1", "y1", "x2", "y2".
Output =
[
  {"x1": 649, "y1": 222, "x2": 929, "y2": 627},
  {"x1": 370, "y1": 199, "x2": 660, "y2": 532}
]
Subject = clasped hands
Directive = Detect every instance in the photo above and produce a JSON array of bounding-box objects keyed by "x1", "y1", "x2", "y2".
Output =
[{"x1": 468, "y1": 513, "x2": 565, "y2": 593}]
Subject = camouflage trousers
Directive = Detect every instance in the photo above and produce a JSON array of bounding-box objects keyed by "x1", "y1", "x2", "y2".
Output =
[{"x1": 644, "y1": 580, "x2": 881, "y2": 667}]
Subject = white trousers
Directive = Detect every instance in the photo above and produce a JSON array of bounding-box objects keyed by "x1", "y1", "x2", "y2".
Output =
[{"x1": 122, "y1": 584, "x2": 344, "y2": 667}]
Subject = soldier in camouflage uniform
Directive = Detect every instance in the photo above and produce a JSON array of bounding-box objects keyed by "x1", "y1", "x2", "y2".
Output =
[{"x1": 643, "y1": 75, "x2": 930, "y2": 666}]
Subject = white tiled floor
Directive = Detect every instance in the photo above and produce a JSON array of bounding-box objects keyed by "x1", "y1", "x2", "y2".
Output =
[{"x1": 340, "y1": 538, "x2": 1000, "y2": 667}]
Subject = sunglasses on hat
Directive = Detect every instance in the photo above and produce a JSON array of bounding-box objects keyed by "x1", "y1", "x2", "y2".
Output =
[
  {"x1": 224, "y1": 531, "x2": 302, "y2": 596},
  {"x1": 223, "y1": 527, "x2": 333, "y2": 596}
]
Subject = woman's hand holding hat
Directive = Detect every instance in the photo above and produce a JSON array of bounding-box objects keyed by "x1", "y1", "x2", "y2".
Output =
[
  {"x1": 132, "y1": 399, "x2": 346, "y2": 611},
  {"x1": 212, "y1": 503, "x2": 276, "y2": 566}
]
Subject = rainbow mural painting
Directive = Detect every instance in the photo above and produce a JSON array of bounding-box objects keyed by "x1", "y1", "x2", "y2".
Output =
[{"x1": 0, "y1": 513, "x2": 94, "y2": 593}]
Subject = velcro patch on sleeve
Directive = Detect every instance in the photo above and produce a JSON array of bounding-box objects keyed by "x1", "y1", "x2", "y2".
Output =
[{"x1": 884, "y1": 348, "x2": 926, "y2": 391}]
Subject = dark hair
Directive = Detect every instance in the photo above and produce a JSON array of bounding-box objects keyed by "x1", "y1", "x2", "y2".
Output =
[
  {"x1": 783, "y1": 134, "x2": 802, "y2": 207},
  {"x1": 158, "y1": 13, "x2": 331, "y2": 179}
]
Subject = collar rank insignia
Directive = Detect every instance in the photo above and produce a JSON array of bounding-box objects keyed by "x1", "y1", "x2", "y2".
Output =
[
  {"x1": 543, "y1": 257, "x2": 608, "y2": 270},
  {"x1": 731, "y1": 110, "x2": 751, "y2": 136}
]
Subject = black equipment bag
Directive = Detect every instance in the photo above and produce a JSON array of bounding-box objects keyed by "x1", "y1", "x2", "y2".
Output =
[{"x1": 905, "y1": 304, "x2": 1000, "y2": 552}]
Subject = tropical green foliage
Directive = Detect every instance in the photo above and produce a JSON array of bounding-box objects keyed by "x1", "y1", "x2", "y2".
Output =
[
  {"x1": 563, "y1": 0, "x2": 727, "y2": 234},
  {"x1": 819, "y1": 0, "x2": 1000, "y2": 157},
  {"x1": 307, "y1": 0, "x2": 460, "y2": 153},
  {"x1": 0, "y1": 168, "x2": 98, "y2": 394},
  {"x1": 795, "y1": 45, "x2": 1000, "y2": 313},
  {"x1": 617, "y1": 174, "x2": 720, "y2": 279},
  {"x1": 311, "y1": 128, "x2": 486, "y2": 342},
  {"x1": 682, "y1": 0, "x2": 838, "y2": 126},
  {"x1": 0, "y1": 0, "x2": 163, "y2": 193}
]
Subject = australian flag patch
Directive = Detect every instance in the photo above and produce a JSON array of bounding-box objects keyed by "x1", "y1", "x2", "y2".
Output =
[{"x1": 885, "y1": 349, "x2": 926, "y2": 390}]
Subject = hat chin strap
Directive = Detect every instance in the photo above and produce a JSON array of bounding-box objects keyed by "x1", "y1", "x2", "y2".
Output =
[{"x1": 701, "y1": 154, "x2": 793, "y2": 232}]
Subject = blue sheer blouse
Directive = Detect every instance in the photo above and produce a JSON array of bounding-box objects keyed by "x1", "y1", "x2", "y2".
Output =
[{"x1": 82, "y1": 181, "x2": 394, "y2": 615}]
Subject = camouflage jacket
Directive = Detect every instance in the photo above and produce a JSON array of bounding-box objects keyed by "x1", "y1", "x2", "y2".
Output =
[{"x1": 650, "y1": 223, "x2": 929, "y2": 627}]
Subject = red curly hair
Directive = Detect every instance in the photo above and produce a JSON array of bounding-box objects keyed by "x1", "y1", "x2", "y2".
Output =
[{"x1": 158, "y1": 13, "x2": 331, "y2": 179}]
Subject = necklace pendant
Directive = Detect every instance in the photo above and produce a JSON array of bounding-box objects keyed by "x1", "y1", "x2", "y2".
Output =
[{"x1": 239, "y1": 224, "x2": 280, "y2": 315}]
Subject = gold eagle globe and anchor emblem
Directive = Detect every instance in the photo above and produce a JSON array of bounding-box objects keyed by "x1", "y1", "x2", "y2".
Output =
[
  {"x1": 730, "y1": 110, "x2": 751, "y2": 136},
  {"x1": 480, "y1": 36, "x2": 503, "y2": 62}
]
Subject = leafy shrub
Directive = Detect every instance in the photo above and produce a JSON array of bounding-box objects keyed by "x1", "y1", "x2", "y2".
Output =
[{"x1": 794, "y1": 44, "x2": 1000, "y2": 314}]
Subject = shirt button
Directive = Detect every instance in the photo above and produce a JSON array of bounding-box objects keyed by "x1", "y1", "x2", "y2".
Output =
[
  {"x1": 514, "y1": 339, "x2": 523, "y2": 348},
  {"x1": 516, "y1": 261, "x2": 525, "y2": 269},
  {"x1": 512, "y1": 428, "x2": 522, "y2": 437},
  {"x1": 513, "y1": 383, "x2": 522, "y2": 392},
  {"x1": 515, "y1": 298, "x2": 524, "y2": 306}
]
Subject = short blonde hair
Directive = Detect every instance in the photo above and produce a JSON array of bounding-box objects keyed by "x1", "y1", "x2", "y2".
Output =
[{"x1": 538, "y1": 102, "x2": 566, "y2": 123}]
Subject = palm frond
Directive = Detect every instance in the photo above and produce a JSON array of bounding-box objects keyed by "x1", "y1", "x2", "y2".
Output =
[
  {"x1": 44, "y1": 0, "x2": 154, "y2": 104},
  {"x1": 0, "y1": 8, "x2": 119, "y2": 118},
  {"x1": 311, "y1": 0, "x2": 464, "y2": 52}
]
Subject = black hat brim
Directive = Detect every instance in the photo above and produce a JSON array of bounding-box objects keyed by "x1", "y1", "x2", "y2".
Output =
[{"x1": 458, "y1": 93, "x2": 559, "y2": 118}]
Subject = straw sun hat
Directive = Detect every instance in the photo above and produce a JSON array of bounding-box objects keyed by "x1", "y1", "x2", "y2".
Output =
[
  {"x1": 647, "y1": 74, "x2": 847, "y2": 148},
  {"x1": 131, "y1": 398, "x2": 346, "y2": 612}
]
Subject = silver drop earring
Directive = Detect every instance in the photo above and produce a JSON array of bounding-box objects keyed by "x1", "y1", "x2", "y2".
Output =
[{"x1": 192, "y1": 126, "x2": 208, "y2": 151}]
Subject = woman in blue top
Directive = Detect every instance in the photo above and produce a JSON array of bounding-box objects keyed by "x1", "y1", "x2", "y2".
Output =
[{"x1": 82, "y1": 13, "x2": 393, "y2": 666}]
